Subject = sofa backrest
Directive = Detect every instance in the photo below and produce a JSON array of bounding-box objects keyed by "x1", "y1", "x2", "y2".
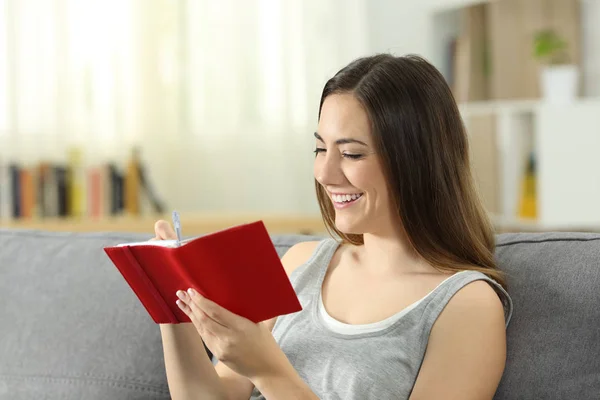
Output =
[
  {"x1": 493, "y1": 232, "x2": 600, "y2": 400},
  {"x1": 0, "y1": 229, "x2": 598, "y2": 399},
  {"x1": 0, "y1": 229, "x2": 171, "y2": 399}
]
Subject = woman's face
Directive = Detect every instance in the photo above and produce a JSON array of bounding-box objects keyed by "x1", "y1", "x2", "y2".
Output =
[{"x1": 314, "y1": 93, "x2": 394, "y2": 235}]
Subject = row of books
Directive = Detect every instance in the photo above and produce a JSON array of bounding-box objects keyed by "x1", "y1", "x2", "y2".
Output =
[{"x1": 0, "y1": 148, "x2": 165, "y2": 220}]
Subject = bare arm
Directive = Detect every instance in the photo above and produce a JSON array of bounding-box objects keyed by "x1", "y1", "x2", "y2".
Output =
[
  {"x1": 160, "y1": 323, "x2": 230, "y2": 400},
  {"x1": 409, "y1": 280, "x2": 508, "y2": 400}
]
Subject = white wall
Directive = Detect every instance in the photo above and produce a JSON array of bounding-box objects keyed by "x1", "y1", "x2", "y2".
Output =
[
  {"x1": 144, "y1": 0, "x2": 600, "y2": 216},
  {"x1": 581, "y1": 0, "x2": 600, "y2": 97},
  {"x1": 364, "y1": 0, "x2": 430, "y2": 57},
  {"x1": 362, "y1": 0, "x2": 488, "y2": 70}
]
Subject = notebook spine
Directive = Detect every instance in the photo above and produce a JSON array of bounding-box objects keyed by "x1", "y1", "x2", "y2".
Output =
[{"x1": 115, "y1": 246, "x2": 179, "y2": 324}]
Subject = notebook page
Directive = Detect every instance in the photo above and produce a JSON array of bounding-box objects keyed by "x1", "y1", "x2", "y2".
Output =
[
  {"x1": 116, "y1": 240, "x2": 178, "y2": 248},
  {"x1": 116, "y1": 237, "x2": 196, "y2": 248}
]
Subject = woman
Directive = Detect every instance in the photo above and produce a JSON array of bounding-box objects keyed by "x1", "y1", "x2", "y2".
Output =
[{"x1": 156, "y1": 54, "x2": 513, "y2": 400}]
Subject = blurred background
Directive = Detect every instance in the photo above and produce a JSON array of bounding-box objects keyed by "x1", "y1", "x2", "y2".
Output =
[{"x1": 1, "y1": 0, "x2": 599, "y2": 236}]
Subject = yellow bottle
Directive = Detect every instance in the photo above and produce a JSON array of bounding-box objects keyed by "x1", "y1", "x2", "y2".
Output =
[{"x1": 518, "y1": 152, "x2": 537, "y2": 219}]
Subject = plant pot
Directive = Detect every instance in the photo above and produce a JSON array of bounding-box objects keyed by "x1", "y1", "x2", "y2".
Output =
[{"x1": 540, "y1": 64, "x2": 579, "y2": 103}]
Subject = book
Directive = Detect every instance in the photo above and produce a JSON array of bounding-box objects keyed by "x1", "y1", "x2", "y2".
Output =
[
  {"x1": 20, "y1": 167, "x2": 36, "y2": 218},
  {"x1": 9, "y1": 164, "x2": 21, "y2": 218},
  {"x1": 124, "y1": 147, "x2": 141, "y2": 216},
  {"x1": 67, "y1": 147, "x2": 85, "y2": 217},
  {"x1": 0, "y1": 160, "x2": 12, "y2": 220},
  {"x1": 108, "y1": 163, "x2": 123, "y2": 215},
  {"x1": 55, "y1": 166, "x2": 68, "y2": 217},
  {"x1": 103, "y1": 221, "x2": 302, "y2": 324}
]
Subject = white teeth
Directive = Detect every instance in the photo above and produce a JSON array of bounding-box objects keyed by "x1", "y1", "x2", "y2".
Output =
[{"x1": 332, "y1": 193, "x2": 362, "y2": 203}]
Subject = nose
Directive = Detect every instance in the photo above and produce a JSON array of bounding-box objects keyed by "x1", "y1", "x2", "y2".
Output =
[{"x1": 314, "y1": 152, "x2": 345, "y2": 186}]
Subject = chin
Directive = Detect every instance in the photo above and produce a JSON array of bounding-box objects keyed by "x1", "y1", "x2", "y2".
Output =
[{"x1": 333, "y1": 214, "x2": 368, "y2": 236}]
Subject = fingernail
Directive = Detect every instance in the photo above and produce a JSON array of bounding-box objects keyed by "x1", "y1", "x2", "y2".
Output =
[
  {"x1": 187, "y1": 288, "x2": 196, "y2": 297},
  {"x1": 176, "y1": 290, "x2": 186, "y2": 300},
  {"x1": 176, "y1": 300, "x2": 184, "y2": 308}
]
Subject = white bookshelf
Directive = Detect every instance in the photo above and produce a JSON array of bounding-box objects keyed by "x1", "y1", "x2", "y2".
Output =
[
  {"x1": 421, "y1": 0, "x2": 600, "y2": 231},
  {"x1": 459, "y1": 98, "x2": 600, "y2": 231}
]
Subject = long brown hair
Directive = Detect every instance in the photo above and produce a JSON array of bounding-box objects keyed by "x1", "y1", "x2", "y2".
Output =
[{"x1": 315, "y1": 54, "x2": 506, "y2": 290}]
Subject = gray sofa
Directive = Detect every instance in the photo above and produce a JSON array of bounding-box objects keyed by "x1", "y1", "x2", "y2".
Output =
[{"x1": 0, "y1": 228, "x2": 599, "y2": 399}]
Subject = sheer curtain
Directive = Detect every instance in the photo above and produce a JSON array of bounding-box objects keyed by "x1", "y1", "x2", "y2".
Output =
[{"x1": 0, "y1": 0, "x2": 369, "y2": 215}]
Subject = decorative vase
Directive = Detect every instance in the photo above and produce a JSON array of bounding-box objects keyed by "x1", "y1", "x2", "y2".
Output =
[{"x1": 540, "y1": 64, "x2": 579, "y2": 103}]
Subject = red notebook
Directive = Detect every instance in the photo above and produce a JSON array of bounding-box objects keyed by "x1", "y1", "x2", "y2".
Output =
[{"x1": 103, "y1": 221, "x2": 302, "y2": 324}]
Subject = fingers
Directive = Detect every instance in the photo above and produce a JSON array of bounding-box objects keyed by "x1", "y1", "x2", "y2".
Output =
[
  {"x1": 154, "y1": 219, "x2": 177, "y2": 240},
  {"x1": 175, "y1": 291, "x2": 208, "y2": 334},
  {"x1": 176, "y1": 290, "x2": 229, "y2": 337},
  {"x1": 186, "y1": 288, "x2": 243, "y2": 329}
]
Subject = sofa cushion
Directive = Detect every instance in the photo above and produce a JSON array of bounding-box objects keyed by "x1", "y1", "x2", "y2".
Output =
[
  {"x1": 0, "y1": 228, "x2": 319, "y2": 400},
  {"x1": 493, "y1": 232, "x2": 600, "y2": 400}
]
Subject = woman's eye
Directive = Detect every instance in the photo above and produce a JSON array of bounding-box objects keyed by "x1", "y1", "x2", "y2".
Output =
[
  {"x1": 313, "y1": 148, "x2": 362, "y2": 160},
  {"x1": 343, "y1": 153, "x2": 363, "y2": 160}
]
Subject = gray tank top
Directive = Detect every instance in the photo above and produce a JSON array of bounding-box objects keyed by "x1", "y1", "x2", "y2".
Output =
[{"x1": 250, "y1": 238, "x2": 513, "y2": 400}]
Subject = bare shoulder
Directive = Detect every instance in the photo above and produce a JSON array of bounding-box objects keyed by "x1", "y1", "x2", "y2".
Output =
[
  {"x1": 280, "y1": 240, "x2": 322, "y2": 275},
  {"x1": 433, "y1": 279, "x2": 507, "y2": 344},
  {"x1": 445, "y1": 279, "x2": 506, "y2": 319},
  {"x1": 410, "y1": 278, "x2": 508, "y2": 399}
]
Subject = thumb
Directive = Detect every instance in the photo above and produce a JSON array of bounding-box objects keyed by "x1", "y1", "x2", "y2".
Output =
[{"x1": 154, "y1": 219, "x2": 177, "y2": 240}]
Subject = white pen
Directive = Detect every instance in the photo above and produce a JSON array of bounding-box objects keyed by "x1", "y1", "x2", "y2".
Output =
[{"x1": 172, "y1": 210, "x2": 182, "y2": 247}]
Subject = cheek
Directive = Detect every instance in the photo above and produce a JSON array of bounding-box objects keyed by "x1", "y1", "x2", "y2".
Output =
[
  {"x1": 345, "y1": 162, "x2": 378, "y2": 190},
  {"x1": 373, "y1": 176, "x2": 391, "y2": 204},
  {"x1": 350, "y1": 164, "x2": 391, "y2": 208}
]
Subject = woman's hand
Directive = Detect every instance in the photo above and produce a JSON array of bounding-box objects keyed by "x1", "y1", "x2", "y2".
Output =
[
  {"x1": 153, "y1": 218, "x2": 285, "y2": 379},
  {"x1": 175, "y1": 288, "x2": 288, "y2": 381},
  {"x1": 152, "y1": 219, "x2": 176, "y2": 241}
]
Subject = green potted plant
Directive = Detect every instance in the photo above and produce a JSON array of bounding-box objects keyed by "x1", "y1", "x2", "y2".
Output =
[{"x1": 533, "y1": 29, "x2": 578, "y2": 103}]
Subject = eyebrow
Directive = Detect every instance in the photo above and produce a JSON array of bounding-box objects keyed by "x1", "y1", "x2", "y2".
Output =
[{"x1": 314, "y1": 132, "x2": 368, "y2": 147}]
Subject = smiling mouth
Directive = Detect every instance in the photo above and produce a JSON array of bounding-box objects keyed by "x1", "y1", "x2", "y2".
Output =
[{"x1": 331, "y1": 193, "x2": 363, "y2": 208}]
